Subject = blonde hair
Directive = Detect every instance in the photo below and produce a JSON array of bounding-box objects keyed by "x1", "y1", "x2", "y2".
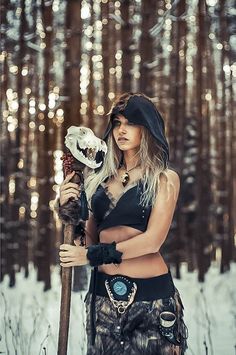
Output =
[{"x1": 85, "y1": 93, "x2": 175, "y2": 208}]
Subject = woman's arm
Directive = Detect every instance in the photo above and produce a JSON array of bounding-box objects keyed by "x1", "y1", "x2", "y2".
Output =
[{"x1": 115, "y1": 169, "x2": 180, "y2": 259}]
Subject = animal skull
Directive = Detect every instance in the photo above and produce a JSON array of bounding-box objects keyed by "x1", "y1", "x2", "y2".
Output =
[{"x1": 65, "y1": 126, "x2": 107, "y2": 169}]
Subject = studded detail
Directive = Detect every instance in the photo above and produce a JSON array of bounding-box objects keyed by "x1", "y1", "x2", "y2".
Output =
[{"x1": 105, "y1": 276, "x2": 137, "y2": 314}]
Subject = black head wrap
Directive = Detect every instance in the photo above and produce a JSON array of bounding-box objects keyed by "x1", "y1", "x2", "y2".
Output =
[{"x1": 103, "y1": 95, "x2": 169, "y2": 167}]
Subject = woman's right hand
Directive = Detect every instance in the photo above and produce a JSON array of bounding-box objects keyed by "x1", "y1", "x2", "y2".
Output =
[{"x1": 59, "y1": 171, "x2": 81, "y2": 206}]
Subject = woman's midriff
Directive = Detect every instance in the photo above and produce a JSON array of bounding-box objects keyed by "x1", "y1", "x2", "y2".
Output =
[{"x1": 98, "y1": 225, "x2": 169, "y2": 278}]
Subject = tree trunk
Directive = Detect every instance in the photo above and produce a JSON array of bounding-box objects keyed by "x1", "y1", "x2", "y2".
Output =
[
  {"x1": 63, "y1": 0, "x2": 82, "y2": 139},
  {"x1": 101, "y1": 0, "x2": 110, "y2": 117},
  {"x1": 139, "y1": 0, "x2": 157, "y2": 96},
  {"x1": 36, "y1": 0, "x2": 54, "y2": 290},
  {"x1": 120, "y1": 0, "x2": 133, "y2": 92},
  {"x1": 218, "y1": 0, "x2": 231, "y2": 273}
]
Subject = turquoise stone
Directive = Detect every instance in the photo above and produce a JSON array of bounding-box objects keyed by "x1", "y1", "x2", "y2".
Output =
[{"x1": 113, "y1": 281, "x2": 127, "y2": 296}]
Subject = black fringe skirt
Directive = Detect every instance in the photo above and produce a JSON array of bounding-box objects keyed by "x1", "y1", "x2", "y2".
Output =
[{"x1": 84, "y1": 268, "x2": 188, "y2": 355}]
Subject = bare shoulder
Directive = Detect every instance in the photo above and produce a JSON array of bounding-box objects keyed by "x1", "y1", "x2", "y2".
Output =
[
  {"x1": 158, "y1": 168, "x2": 180, "y2": 201},
  {"x1": 166, "y1": 168, "x2": 180, "y2": 184},
  {"x1": 159, "y1": 168, "x2": 180, "y2": 186}
]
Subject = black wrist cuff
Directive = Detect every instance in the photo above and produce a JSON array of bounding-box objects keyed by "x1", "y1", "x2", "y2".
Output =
[{"x1": 86, "y1": 241, "x2": 123, "y2": 267}]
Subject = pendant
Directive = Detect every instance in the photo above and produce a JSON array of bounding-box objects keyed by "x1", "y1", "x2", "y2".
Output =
[{"x1": 121, "y1": 172, "x2": 129, "y2": 187}]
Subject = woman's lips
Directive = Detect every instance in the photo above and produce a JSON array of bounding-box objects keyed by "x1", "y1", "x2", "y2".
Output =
[
  {"x1": 118, "y1": 137, "x2": 128, "y2": 141},
  {"x1": 118, "y1": 138, "x2": 128, "y2": 144}
]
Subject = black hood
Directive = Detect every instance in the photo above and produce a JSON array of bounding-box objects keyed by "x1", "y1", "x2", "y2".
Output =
[{"x1": 103, "y1": 95, "x2": 169, "y2": 167}]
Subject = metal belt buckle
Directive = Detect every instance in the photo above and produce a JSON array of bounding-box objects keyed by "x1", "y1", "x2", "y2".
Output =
[{"x1": 105, "y1": 276, "x2": 137, "y2": 314}]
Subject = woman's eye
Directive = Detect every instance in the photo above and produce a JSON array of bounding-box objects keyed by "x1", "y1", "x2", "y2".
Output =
[{"x1": 112, "y1": 120, "x2": 120, "y2": 127}]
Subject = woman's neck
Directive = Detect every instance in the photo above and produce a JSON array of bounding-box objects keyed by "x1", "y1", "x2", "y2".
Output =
[{"x1": 123, "y1": 150, "x2": 140, "y2": 170}]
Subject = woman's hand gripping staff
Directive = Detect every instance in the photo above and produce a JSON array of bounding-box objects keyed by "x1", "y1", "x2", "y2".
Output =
[{"x1": 59, "y1": 238, "x2": 89, "y2": 267}]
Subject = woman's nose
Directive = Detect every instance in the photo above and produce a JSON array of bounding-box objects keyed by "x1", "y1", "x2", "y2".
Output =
[{"x1": 118, "y1": 124, "x2": 127, "y2": 133}]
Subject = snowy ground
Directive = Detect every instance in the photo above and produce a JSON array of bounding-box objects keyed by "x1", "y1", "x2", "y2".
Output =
[{"x1": 0, "y1": 262, "x2": 236, "y2": 355}]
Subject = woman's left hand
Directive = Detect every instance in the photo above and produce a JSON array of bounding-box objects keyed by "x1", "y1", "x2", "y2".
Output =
[{"x1": 59, "y1": 239, "x2": 89, "y2": 267}]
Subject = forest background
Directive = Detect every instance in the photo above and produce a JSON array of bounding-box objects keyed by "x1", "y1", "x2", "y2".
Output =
[{"x1": 0, "y1": 0, "x2": 235, "y2": 354}]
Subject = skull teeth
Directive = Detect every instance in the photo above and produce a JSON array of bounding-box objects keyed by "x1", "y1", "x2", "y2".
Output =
[
  {"x1": 78, "y1": 148, "x2": 104, "y2": 162},
  {"x1": 77, "y1": 140, "x2": 106, "y2": 167}
]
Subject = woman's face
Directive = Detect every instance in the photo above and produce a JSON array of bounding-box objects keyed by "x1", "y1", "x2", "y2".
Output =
[{"x1": 112, "y1": 114, "x2": 142, "y2": 151}]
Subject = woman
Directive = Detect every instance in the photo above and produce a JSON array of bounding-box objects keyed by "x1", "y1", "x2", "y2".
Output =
[{"x1": 58, "y1": 93, "x2": 188, "y2": 354}]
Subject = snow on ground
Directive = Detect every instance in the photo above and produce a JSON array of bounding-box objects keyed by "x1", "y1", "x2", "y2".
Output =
[
  {"x1": 0, "y1": 262, "x2": 236, "y2": 355},
  {"x1": 174, "y1": 262, "x2": 236, "y2": 355}
]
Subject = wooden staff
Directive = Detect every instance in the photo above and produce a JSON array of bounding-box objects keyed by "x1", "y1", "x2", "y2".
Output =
[
  {"x1": 57, "y1": 126, "x2": 107, "y2": 354},
  {"x1": 57, "y1": 224, "x2": 74, "y2": 355},
  {"x1": 57, "y1": 161, "x2": 86, "y2": 355}
]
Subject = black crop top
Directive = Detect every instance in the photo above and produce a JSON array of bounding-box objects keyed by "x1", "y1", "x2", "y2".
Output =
[{"x1": 91, "y1": 180, "x2": 152, "y2": 234}]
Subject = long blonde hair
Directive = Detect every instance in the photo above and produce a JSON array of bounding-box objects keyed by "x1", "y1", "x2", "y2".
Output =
[{"x1": 85, "y1": 93, "x2": 173, "y2": 208}]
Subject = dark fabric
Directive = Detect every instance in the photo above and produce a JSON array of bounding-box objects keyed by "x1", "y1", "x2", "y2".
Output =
[
  {"x1": 103, "y1": 95, "x2": 169, "y2": 168},
  {"x1": 89, "y1": 269, "x2": 176, "y2": 301},
  {"x1": 91, "y1": 180, "x2": 152, "y2": 234},
  {"x1": 84, "y1": 273, "x2": 188, "y2": 355}
]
